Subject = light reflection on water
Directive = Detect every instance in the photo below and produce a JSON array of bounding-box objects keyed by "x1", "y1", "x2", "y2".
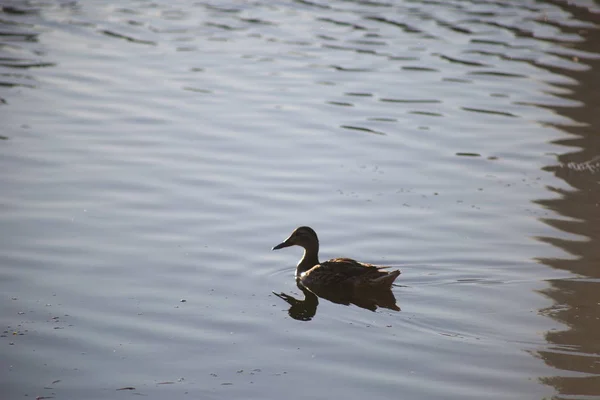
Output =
[{"x1": 1, "y1": 0, "x2": 599, "y2": 399}]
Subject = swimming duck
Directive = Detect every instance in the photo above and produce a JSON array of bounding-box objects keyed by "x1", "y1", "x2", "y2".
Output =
[{"x1": 272, "y1": 226, "x2": 401, "y2": 290}]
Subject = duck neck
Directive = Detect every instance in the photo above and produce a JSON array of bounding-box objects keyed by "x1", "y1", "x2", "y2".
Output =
[{"x1": 297, "y1": 243, "x2": 320, "y2": 275}]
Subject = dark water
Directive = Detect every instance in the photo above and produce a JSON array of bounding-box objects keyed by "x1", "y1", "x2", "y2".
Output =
[{"x1": 1, "y1": 1, "x2": 599, "y2": 399}]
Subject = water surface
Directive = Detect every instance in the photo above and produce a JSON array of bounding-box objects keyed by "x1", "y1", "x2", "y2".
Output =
[{"x1": 1, "y1": 1, "x2": 599, "y2": 399}]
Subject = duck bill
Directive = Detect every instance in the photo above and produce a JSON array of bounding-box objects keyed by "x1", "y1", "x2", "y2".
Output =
[{"x1": 272, "y1": 240, "x2": 293, "y2": 250}]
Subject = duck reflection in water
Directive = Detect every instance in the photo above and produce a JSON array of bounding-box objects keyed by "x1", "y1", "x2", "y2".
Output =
[{"x1": 272, "y1": 227, "x2": 401, "y2": 320}]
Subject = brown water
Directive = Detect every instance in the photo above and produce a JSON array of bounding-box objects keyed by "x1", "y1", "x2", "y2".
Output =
[{"x1": 1, "y1": 1, "x2": 599, "y2": 399}]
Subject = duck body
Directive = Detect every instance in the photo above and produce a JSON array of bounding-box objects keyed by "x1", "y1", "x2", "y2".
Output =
[
  {"x1": 272, "y1": 226, "x2": 401, "y2": 291},
  {"x1": 300, "y1": 258, "x2": 400, "y2": 291}
]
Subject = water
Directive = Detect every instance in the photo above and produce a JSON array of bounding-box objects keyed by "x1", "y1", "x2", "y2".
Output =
[{"x1": 1, "y1": 0, "x2": 599, "y2": 399}]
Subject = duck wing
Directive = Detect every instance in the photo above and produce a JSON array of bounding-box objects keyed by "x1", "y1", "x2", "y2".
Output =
[
  {"x1": 323, "y1": 258, "x2": 392, "y2": 276},
  {"x1": 300, "y1": 258, "x2": 392, "y2": 287}
]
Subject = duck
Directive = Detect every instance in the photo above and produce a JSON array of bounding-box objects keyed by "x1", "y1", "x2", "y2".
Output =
[{"x1": 272, "y1": 226, "x2": 401, "y2": 291}]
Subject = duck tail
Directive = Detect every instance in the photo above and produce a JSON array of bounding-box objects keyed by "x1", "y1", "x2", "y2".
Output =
[{"x1": 371, "y1": 269, "x2": 401, "y2": 288}]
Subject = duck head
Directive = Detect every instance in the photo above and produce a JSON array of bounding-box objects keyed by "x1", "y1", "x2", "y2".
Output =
[{"x1": 272, "y1": 226, "x2": 319, "y2": 251}]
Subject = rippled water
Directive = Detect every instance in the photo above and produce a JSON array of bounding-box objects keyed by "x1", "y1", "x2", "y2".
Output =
[{"x1": 1, "y1": 1, "x2": 599, "y2": 399}]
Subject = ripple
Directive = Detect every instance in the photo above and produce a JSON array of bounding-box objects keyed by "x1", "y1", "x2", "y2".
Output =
[
  {"x1": 317, "y1": 17, "x2": 366, "y2": 30},
  {"x1": 182, "y1": 86, "x2": 212, "y2": 93},
  {"x1": 436, "y1": 54, "x2": 489, "y2": 67},
  {"x1": 365, "y1": 16, "x2": 423, "y2": 34},
  {"x1": 327, "y1": 101, "x2": 354, "y2": 107},
  {"x1": 462, "y1": 107, "x2": 518, "y2": 118},
  {"x1": 380, "y1": 98, "x2": 441, "y2": 104},
  {"x1": 368, "y1": 117, "x2": 396, "y2": 122},
  {"x1": 402, "y1": 66, "x2": 439, "y2": 72},
  {"x1": 100, "y1": 29, "x2": 156, "y2": 45},
  {"x1": 345, "y1": 92, "x2": 373, "y2": 97},
  {"x1": 469, "y1": 70, "x2": 528, "y2": 78},
  {"x1": 330, "y1": 64, "x2": 372, "y2": 72},
  {"x1": 409, "y1": 110, "x2": 444, "y2": 117},
  {"x1": 340, "y1": 125, "x2": 385, "y2": 135}
]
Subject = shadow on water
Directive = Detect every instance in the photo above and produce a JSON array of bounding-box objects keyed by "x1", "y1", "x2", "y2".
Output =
[
  {"x1": 533, "y1": 2, "x2": 600, "y2": 397},
  {"x1": 274, "y1": 278, "x2": 400, "y2": 321},
  {"x1": 274, "y1": 284, "x2": 319, "y2": 321}
]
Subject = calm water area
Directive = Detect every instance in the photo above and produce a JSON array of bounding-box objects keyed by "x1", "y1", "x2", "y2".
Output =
[{"x1": 1, "y1": 0, "x2": 599, "y2": 399}]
